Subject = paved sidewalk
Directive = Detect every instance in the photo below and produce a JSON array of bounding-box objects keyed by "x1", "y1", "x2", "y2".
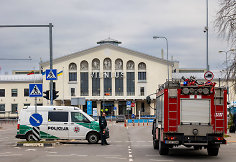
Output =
[{"x1": 226, "y1": 131, "x2": 236, "y2": 142}]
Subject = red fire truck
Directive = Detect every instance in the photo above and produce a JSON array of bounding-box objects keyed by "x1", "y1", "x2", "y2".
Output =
[{"x1": 151, "y1": 78, "x2": 227, "y2": 156}]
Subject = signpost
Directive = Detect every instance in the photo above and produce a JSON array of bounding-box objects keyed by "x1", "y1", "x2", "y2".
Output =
[
  {"x1": 29, "y1": 84, "x2": 43, "y2": 141},
  {"x1": 126, "y1": 101, "x2": 131, "y2": 119},
  {"x1": 29, "y1": 113, "x2": 43, "y2": 127},
  {"x1": 87, "y1": 101, "x2": 92, "y2": 115},
  {"x1": 131, "y1": 114, "x2": 135, "y2": 119},
  {"x1": 29, "y1": 84, "x2": 43, "y2": 113},
  {"x1": 46, "y1": 69, "x2": 57, "y2": 80},
  {"x1": 204, "y1": 71, "x2": 214, "y2": 81}
]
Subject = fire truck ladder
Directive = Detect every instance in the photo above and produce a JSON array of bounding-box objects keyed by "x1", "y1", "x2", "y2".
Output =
[
  {"x1": 168, "y1": 90, "x2": 178, "y2": 132},
  {"x1": 214, "y1": 88, "x2": 225, "y2": 133}
]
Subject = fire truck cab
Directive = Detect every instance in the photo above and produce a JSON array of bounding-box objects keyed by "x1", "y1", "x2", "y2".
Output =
[{"x1": 151, "y1": 79, "x2": 227, "y2": 156}]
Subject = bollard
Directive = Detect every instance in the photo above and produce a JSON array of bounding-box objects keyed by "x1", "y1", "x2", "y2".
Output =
[
  {"x1": 133, "y1": 121, "x2": 135, "y2": 127},
  {"x1": 138, "y1": 122, "x2": 140, "y2": 126},
  {"x1": 124, "y1": 120, "x2": 127, "y2": 127},
  {"x1": 143, "y1": 121, "x2": 144, "y2": 126},
  {"x1": 147, "y1": 121, "x2": 148, "y2": 126}
]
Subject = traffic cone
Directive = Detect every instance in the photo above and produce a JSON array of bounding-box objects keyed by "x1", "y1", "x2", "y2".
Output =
[
  {"x1": 124, "y1": 120, "x2": 127, "y2": 127},
  {"x1": 147, "y1": 121, "x2": 148, "y2": 126},
  {"x1": 133, "y1": 122, "x2": 135, "y2": 126},
  {"x1": 143, "y1": 121, "x2": 144, "y2": 126},
  {"x1": 138, "y1": 122, "x2": 140, "y2": 126}
]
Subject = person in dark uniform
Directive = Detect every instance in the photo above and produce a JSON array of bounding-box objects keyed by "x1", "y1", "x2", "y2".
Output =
[{"x1": 99, "y1": 112, "x2": 109, "y2": 145}]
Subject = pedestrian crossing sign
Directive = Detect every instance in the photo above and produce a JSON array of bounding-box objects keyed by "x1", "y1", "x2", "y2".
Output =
[
  {"x1": 29, "y1": 84, "x2": 43, "y2": 97},
  {"x1": 46, "y1": 69, "x2": 57, "y2": 80}
]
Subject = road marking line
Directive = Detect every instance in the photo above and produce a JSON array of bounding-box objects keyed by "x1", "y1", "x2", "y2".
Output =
[
  {"x1": 48, "y1": 152, "x2": 57, "y2": 154},
  {"x1": 25, "y1": 149, "x2": 36, "y2": 151},
  {"x1": 129, "y1": 155, "x2": 132, "y2": 158},
  {"x1": 96, "y1": 155, "x2": 121, "y2": 157},
  {"x1": 150, "y1": 159, "x2": 173, "y2": 162},
  {"x1": 47, "y1": 154, "x2": 88, "y2": 157},
  {"x1": 129, "y1": 159, "x2": 133, "y2": 162},
  {"x1": 0, "y1": 154, "x2": 22, "y2": 157}
]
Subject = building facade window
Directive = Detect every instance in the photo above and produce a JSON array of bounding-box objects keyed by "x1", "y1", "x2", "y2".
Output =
[
  {"x1": 11, "y1": 89, "x2": 17, "y2": 97},
  {"x1": 92, "y1": 72, "x2": 100, "y2": 96},
  {"x1": 138, "y1": 72, "x2": 146, "y2": 81},
  {"x1": 0, "y1": 89, "x2": 5, "y2": 97},
  {"x1": 24, "y1": 88, "x2": 29, "y2": 97},
  {"x1": 69, "y1": 63, "x2": 77, "y2": 81},
  {"x1": 115, "y1": 72, "x2": 123, "y2": 96},
  {"x1": 11, "y1": 104, "x2": 18, "y2": 113},
  {"x1": 0, "y1": 104, "x2": 5, "y2": 114},
  {"x1": 115, "y1": 59, "x2": 123, "y2": 70},
  {"x1": 141, "y1": 102, "x2": 145, "y2": 112},
  {"x1": 127, "y1": 60, "x2": 135, "y2": 70},
  {"x1": 80, "y1": 72, "x2": 88, "y2": 96},
  {"x1": 138, "y1": 62, "x2": 146, "y2": 81},
  {"x1": 140, "y1": 87, "x2": 145, "y2": 96},
  {"x1": 127, "y1": 72, "x2": 135, "y2": 96},
  {"x1": 92, "y1": 58, "x2": 100, "y2": 70},
  {"x1": 103, "y1": 58, "x2": 112, "y2": 70},
  {"x1": 80, "y1": 60, "x2": 88, "y2": 71},
  {"x1": 71, "y1": 88, "x2": 75, "y2": 96},
  {"x1": 104, "y1": 72, "x2": 112, "y2": 95}
]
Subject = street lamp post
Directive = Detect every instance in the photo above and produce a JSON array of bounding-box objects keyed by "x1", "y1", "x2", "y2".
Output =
[
  {"x1": 219, "y1": 49, "x2": 236, "y2": 103},
  {"x1": 153, "y1": 36, "x2": 169, "y2": 81}
]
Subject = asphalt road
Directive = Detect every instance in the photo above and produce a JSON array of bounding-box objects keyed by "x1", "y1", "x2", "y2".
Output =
[{"x1": 0, "y1": 122, "x2": 236, "y2": 162}]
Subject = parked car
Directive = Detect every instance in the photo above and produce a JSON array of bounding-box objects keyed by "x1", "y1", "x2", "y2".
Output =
[{"x1": 116, "y1": 115, "x2": 125, "y2": 123}]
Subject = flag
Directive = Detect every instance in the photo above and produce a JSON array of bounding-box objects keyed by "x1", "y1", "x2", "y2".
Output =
[
  {"x1": 27, "y1": 70, "x2": 34, "y2": 75},
  {"x1": 57, "y1": 70, "x2": 63, "y2": 76}
]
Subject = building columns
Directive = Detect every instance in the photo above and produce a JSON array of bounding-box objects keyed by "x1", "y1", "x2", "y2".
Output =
[
  {"x1": 96, "y1": 101, "x2": 101, "y2": 116},
  {"x1": 114, "y1": 100, "x2": 119, "y2": 116}
]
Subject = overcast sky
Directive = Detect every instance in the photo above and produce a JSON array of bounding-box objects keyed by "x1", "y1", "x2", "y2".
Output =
[{"x1": 0, "y1": 0, "x2": 232, "y2": 74}]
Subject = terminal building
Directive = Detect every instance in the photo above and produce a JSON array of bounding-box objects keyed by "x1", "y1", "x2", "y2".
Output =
[
  {"x1": 2, "y1": 38, "x2": 233, "y2": 118},
  {"x1": 41, "y1": 38, "x2": 177, "y2": 116}
]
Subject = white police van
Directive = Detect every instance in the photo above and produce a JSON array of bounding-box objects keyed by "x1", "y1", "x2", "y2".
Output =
[{"x1": 16, "y1": 106, "x2": 106, "y2": 144}]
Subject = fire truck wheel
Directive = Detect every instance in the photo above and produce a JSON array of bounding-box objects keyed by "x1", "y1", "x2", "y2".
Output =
[
  {"x1": 207, "y1": 144, "x2": 219, "y2": 156},
  {"x1": 159, "y1": 141, "x2": 169, "y2": 155},
  {"x1": 153, "y1": 139, "x2": 159, "y2": 149}
]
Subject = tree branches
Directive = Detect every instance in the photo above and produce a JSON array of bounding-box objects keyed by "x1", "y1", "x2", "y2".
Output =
[{"x1": 215, "y1": 0, "x2": 236, "y2": 46}]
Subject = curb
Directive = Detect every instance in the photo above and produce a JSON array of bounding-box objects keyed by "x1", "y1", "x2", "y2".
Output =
[{"x1": 16, "y1": 142, "x2": 60, "y2": 147}]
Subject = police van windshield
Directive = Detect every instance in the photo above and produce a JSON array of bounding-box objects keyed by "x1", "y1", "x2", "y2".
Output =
[{"x1": 81, "y1": 111, "x2": 95, "y2": 121}]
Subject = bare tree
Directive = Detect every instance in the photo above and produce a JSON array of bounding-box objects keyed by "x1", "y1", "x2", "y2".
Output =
[{"x1": 215, "y1": 0, "x2": 236, "y2": 46}]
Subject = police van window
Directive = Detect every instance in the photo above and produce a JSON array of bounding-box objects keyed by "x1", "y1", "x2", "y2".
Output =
[
  {"x1": 71, "y1": 112, "x2": 89, "y2": 122},
  {"x1": 48, "y1": 112, "x2": 68, "y2": 122}
]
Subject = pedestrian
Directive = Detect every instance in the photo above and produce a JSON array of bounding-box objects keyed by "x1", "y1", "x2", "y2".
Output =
[{"x1": 99, "y1": 112, "x2": 109, "y2": 145}]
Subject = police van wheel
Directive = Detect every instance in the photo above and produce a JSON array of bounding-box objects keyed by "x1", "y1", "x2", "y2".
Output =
[
  {"x1": 26, "y1": 133, "x2": 35, "y2": 141},
  {"x1": 87, "y1": 133, "x2": 99, "y2": 144}
]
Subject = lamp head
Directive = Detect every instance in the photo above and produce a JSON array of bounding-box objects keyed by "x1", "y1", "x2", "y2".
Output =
[{"x1": 153, "y1": 36, "x2": 159, "y2": 39}]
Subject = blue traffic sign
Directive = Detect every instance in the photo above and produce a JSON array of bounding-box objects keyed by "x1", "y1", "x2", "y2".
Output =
[
  {"x1": 114, "y1": 106, "x2": 117, "y2": 110},
  {"x1": 87, "y1": 101, "x2": 92, "y2": 115},
  {"x1": 126, "y1": 101, "x2": 131, "y2": 106},
  {"x1": 29, "y1": 113, "x2": 43, "y2": 127},
  {"x1": 131, "y1": 114, "x2": 135, "y2": 118},
  {"x1": 29, "y1": 84, "x2": 43, "y2": 97},
  {"x1": 46, "y1": 69, "x2": 57, "y2": 80}
]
